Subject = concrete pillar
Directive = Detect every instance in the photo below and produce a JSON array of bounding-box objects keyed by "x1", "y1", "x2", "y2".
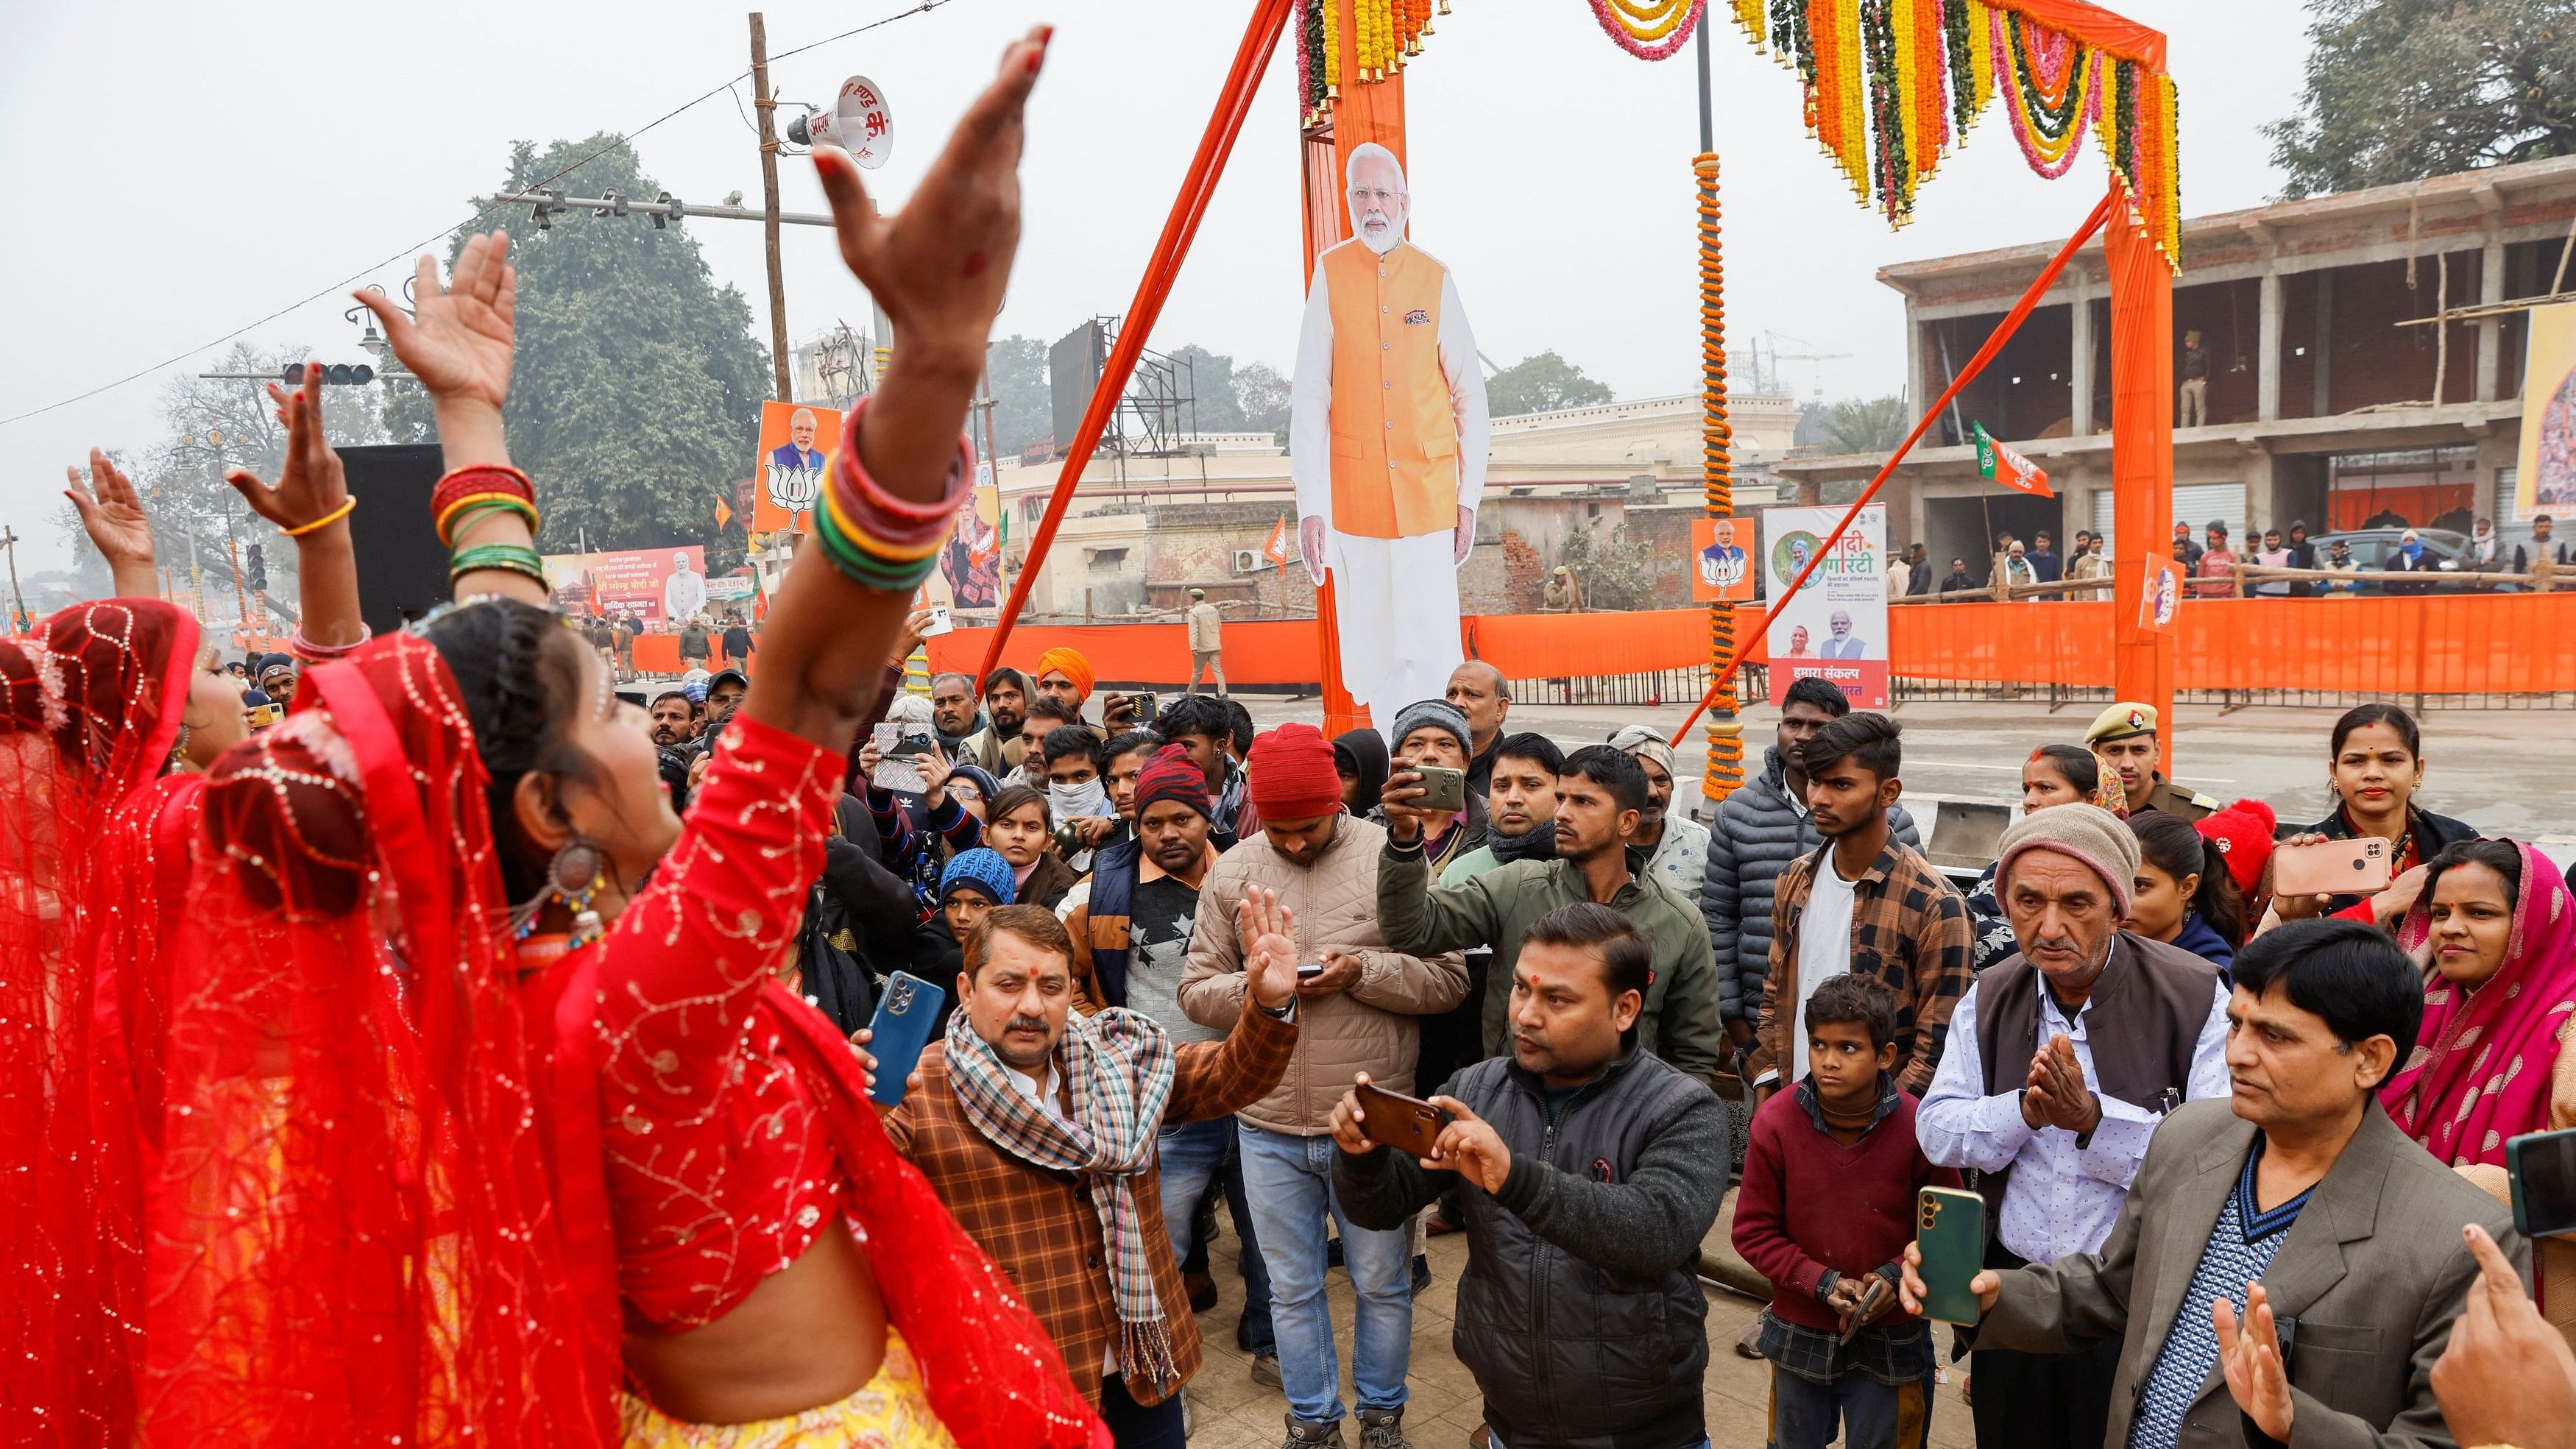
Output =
[
  {"x1": 2258, "y1": 268, "x2": 2284, "y2": 422},
  {"x1": 2477, "y1": 235, "x2": 2505, "y2": 403},
  {"x1": 1905, "y1": 308, "x2": 1929, "y2": 422},
  {"x1": 2070, "y1": 271, "x2": 2095, "y2": 438},
  {"x1": 2242, "y1": 447, "x2": 2279, "y2": 534},
  {"x1": 2313, "y1": 271, "x2": 2335, "y2": 417}
]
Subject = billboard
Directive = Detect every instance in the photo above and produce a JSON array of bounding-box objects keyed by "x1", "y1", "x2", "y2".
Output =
[
  {"x1": 1691, "y1": 516, "x2": 1755, "y2": 602},
  {"x1": 927, "y1": 471, "x2": 1004, "y2": 612},
  {"x1": 1761, "y1": 503, "x2": 1889, "y2": 708},
  {"x1": 542, "y1": 545, "x2": 712, "y2": 626},
  {"x1": 2516, "y1": 301, "x2": 2576, "y2": 522},
  {"x1": 754, "y1": 400, "x2": 845, "y2": 534}
]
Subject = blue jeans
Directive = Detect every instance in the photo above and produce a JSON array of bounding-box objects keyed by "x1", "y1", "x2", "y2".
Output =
[
  {"x1": 1156, "y1": 1116, "x2": 1273, "y2": 1355},
  {"x1": 1766, "y1": 1364, "x2": 1933, "y2": 1449},
  {"x1": 1237, "y1": 1122, "x2": 1412, "y2": 1425}
]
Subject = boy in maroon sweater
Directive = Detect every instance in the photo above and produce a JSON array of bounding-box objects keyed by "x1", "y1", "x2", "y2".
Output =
[{"x1": 1733, "y1": 974, "x2": 1958, "y2": 1449}]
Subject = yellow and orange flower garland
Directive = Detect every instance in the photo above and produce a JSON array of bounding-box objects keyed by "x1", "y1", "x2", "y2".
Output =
[
  {"x1": 1717, "y1": 0, "x2": 2180, "y2": 265},
  {"x1": 1298, "y1": 0, "x2": 1447, "y2": 112}
]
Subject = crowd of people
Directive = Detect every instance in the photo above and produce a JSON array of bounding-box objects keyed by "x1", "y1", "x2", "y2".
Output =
[
  {"x1": 1889, "y1": 517, "x2": 2569, "y2": 602},
  {"x1": 11, "y1": 29, "x2": 2576, "y2": 1449}
]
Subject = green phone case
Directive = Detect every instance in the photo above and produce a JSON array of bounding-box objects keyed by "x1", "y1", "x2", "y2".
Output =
[{"x1": 1916, "y1": 1186, "x2": 1988, "y2": 1325}]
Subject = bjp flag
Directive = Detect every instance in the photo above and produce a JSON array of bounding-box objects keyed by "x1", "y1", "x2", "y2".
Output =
[
  {"x1": 1975, "y1": 422, "x2": 2053, "y2": 499},
  {"x1": 715, "y1": 495, "x2": 735, "y2": 531},
  {"x1": 1262, "y1": 513, "x2": 1292, "y2": 570}
]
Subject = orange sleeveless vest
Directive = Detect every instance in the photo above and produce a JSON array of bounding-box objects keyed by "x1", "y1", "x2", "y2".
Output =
[{"x1": 1323, "y1": 240, "x2": 1461, "y2": 539}]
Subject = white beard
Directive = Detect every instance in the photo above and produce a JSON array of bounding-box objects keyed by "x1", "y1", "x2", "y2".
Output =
[{"x1": 1357, "y1": 213, "x2": 1403, "y2": 255}]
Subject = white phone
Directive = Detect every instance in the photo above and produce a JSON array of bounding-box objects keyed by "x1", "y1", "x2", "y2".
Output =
[{"x1": 920, "y1": 604, "x2": 955, "y2": 637}]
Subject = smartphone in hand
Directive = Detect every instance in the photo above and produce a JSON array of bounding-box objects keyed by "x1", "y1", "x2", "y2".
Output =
[
  {"x1": 864, "y1": 971, "x2": 947, "y2": 1108},
  {"x1": 1355, "y1": 1081, "x2": 1453, "y2": 1159},
  {"x1": 1914, "y1": 1186, "x2": 1988, "y2": 1325}
]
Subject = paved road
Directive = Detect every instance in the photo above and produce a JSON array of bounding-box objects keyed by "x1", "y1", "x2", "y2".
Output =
[{"x1": 1223, "y1": 692, "x2": 2576, "y2": 846}]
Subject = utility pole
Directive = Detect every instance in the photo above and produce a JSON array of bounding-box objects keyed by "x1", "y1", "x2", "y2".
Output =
[
  {"x1": 0, "y1": 526, "x2": 26, "y2": 631},
  {"x1": 750, "y1": 13, "x2": 794, "y2": 401}
]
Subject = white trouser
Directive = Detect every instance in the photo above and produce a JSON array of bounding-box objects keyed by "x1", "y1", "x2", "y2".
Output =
[{"x1": 1328, "y1": 528, "x2": 1464, "y2": 737}]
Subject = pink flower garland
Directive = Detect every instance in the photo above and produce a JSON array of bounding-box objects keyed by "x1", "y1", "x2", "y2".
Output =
[
  {"x1": 1989, "y1": 9, "x2": 2096, "y2": 181},
  {"x1": 1589, "y1": 0, "x2": 1705, "y2": 61}
]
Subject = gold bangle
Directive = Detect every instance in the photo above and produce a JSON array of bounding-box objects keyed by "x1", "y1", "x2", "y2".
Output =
[{"x1": 283, "y1": 497, "x2": 357, "y2": 536}]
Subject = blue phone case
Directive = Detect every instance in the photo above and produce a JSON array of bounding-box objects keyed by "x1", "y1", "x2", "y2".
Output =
[{"x1": 865, "y1": 971, "x2": 947, "y2": 1107}]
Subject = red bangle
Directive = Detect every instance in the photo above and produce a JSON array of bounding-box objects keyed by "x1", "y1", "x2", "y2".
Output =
[
  {"x1": 829, "y1": 396, "x2": 975, "y2": 537},
  {"x1": 431, "y1": 464, "x2": 534, "y2": 520}
]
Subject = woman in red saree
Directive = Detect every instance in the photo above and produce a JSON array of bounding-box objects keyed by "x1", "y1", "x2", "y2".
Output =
[{"x1": 146, "y1": 25, "x2": 1102, "y2": 1449}]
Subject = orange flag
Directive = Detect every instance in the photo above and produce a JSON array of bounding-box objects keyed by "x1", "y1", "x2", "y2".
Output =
[
  {"x1": 1262, "y1": 514, "x2": 1291, "y2": 569},
  {"x1": 715, "y1": 495, "x2": 735, "y2": 531}
]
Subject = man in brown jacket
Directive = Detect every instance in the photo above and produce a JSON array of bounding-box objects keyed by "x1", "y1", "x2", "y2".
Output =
[
  {"x1": 885, "y1": 899, "x2": 1303, "y2": 1446},
  {"x1": 1181, "y1": 722, "x2": 1468, "y2": 1449}
]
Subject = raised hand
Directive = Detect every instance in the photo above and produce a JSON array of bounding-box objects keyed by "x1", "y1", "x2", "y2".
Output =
[
  {"x1": 1239, "y1": 885, "x2": 1301, "y2": 1010},
  {"x1": 361, "y1": 233, "x2": 516, "y2": 414},
  {"x1": 812, "y1": 27, "x2": 1050, "y2": 380},
  {"x1": 64, "y1": 449, "x2": 158, "y2": 598},
  {"x1": 227, "y1": 364, "x2": 350, "y2": 534},
  {"x1": 2432, "y1": 1223, "x2": 2576, "y2": 1449},
  {"x1": 2214, "y1": 1282, "x2": 2295, "y2": 1442}
]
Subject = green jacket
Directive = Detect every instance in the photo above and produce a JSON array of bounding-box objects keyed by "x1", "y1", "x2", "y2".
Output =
[{"x1": 1377, "y1": 836, "x2": 1725, "y2": 1088}]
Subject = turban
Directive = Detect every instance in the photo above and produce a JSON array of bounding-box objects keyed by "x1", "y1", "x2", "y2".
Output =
[
  {"x1": 1134, "y1": 743, "x2": 1211, "y2": 821},
  {"x1": 1998, "y1": 805, "x2": 2142, "y2": 919},
  {"x1": 1248, "y1": 723, "x2": 1342, "y2": 821},
  {"x1": 1036, "y1": 647, "x2": 1094, "y2": 701}
]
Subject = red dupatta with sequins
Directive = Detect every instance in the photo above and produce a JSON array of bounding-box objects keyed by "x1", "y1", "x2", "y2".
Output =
[
  {"x1": 0, "y1": 598, "x2": 197, "y2": 1444},
  {"x1": 143, "y1": 634, "x2": 601, "y2": 1448}
]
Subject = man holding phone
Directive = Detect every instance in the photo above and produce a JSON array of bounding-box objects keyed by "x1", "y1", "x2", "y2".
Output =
[
  {"x1": 1903, "y1": 919, "x2": 2522, "y2": 1449},
  {"x1": 1330, "y1": 904, "x2": 1731, "y2": 1449},
  {"x1": 1379, "y1": 745, "x2": 1725, "y2": 1089},
  {"x1": 881, "y1": 896, "x2": 1303, "y2": 1447}
]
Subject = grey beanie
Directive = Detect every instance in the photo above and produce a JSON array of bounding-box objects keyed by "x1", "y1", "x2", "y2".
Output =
[
  {"x1": 1996, "y1": 804, "x2": 2142, "y2": 918},
  {"x1": 1389, "y1": 698, "x2": 1472, "y2": 758}
]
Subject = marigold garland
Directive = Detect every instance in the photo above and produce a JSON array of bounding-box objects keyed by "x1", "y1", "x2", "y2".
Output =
[{"x1": 1590, "y1": 0, "x2": 1705, "y2": 59}]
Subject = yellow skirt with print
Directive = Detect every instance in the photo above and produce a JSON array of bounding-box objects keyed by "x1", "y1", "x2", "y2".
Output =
[{"x1": 620, "y1": 1328, "x2": 959, "y2": 1449}]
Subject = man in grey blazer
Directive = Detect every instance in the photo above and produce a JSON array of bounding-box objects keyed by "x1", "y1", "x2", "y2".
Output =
[{"x1": 1902, "y1": 919, "x2": 2528, "y2": 1449}]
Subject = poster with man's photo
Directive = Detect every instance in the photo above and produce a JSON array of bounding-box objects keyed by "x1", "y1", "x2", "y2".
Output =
[
  {"x1": 1761, "y1": 503, "x2": 1889, "y2": 708},
  {"x1": 1691, "y1": 516, "x2": 1755, "y2": 602},
  {"x1": 542, "y1": 546, "x2": 710, "y2": 626},
  {"x1": 753, "y1": 400, "x2": 846, "y2": 534}
]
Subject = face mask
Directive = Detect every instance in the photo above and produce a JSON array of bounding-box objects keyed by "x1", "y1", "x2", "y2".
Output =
[{"x1": 1050, "y1": 777, "x2": 1109, "y2": 820}]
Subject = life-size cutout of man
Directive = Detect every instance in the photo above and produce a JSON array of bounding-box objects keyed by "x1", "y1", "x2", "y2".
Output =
[{"x1": 1290, "y1": 141, "x2": 1493, "y2": 739}]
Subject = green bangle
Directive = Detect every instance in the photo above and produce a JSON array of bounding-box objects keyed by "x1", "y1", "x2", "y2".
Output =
[
  {"x1": 449, "y1": 542, "x2": 548, "y2": 584},
  {"x1": 444, "y1": 497, "x2": 539, "y2": 542},
  {"x1": 810, "y1": 496, "x2": 941, "y2": 592}
]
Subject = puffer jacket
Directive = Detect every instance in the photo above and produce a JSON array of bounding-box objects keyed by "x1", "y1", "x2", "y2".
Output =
[
  {"x1": 1180, "y1": 813, "x2": 1467, "y2": 1134},
  {"x1": 1702, "y1": 745, "x2": 1921, "y2": 1024}
]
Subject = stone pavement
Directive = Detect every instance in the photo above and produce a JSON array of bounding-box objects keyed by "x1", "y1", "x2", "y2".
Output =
[{"x1": 1178, "y1": 1219, "x2": 1976, "y2": 1449}]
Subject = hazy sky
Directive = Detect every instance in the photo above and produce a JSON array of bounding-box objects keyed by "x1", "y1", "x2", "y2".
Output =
[{"x1": 0, "y1": 1, "x2": 2313, "y2": 571}]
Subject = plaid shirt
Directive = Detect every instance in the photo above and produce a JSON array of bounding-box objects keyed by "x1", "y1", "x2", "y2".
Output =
[
  {"x1": 883, "y1": 1002, "x2": 1296, "y2": 1406},
  {"x1": 1751, "y1": 840, "x2": 1971, "y2": 1092}
]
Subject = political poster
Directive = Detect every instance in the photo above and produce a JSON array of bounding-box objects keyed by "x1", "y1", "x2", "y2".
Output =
[
  {"x1": 1691, "y1": 516, "x2": 1755, "y2": 602},
  {"x1": 753, "y1": 400, "x2": 845, "y2": 534},
  {"x1": 1761, "y1": 503, "x2": 1889, "y2": 708},
  {"x1": 930, "y1": 473, "x2": 1003, "y2": 612},
  {"x1": 541, "y1": 546, "x2": 712, "y2": 626},
  {"x1": 2140, "y1": 556, "x2": 2182, "y2": 634},
  {"x1": 2515, "y1": 302, "x2": 2576, "y2": 522}
]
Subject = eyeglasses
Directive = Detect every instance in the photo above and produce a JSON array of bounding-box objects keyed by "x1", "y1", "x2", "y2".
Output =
[{"x1": 1348, "y1": 186, "x2": 1402, "y2": 208}]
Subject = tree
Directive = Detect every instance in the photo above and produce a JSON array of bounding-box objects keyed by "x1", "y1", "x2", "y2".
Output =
[
  {"x1": 2265, "y1": 0, "x2": 2576, "y2": 199},
  {"x1": 1808, "y1": 394, "x2": 1910, "y2": 454},
  {"x1": 1236, "y1": 361, "x2": 1292, "y2": 446},
  {"x1": 384, "y1": 136, "x2": 771, "y2": 575},
  {"x1": 984, "y1": 335, "x2": 1052, "y2": 457},
  {"x1": 1558, "y1": 518, "x2": 1655, "y2": 611},
  {"x1": 1485, "y1": 350, "x2": 1612, "y2": 417},
  {"x1": 1165, "y1": 344, "x2": 1244, "y2": 433}
]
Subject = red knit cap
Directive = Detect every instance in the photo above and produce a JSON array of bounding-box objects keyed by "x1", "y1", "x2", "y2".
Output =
[
  {"x1": 2194, "y1": 798, "x2": 2278, "y2": 901},
  {"x1": 1248, "y1": 722, "x2": 1342, "y2": 821},
  {"x1": 1134, "y1": 743, "x2": 1210, "y2": 820}
]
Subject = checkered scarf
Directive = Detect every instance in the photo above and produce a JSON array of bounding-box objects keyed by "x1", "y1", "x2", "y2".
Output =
[{"x1": 944, "y1": 1003, "x2": 1181, "y2": 1394}]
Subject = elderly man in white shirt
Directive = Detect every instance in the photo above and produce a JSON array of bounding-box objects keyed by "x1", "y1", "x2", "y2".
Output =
[
  {"x1": 1917, "y1": 806, "x2": 2229, "y2": 1449},
  {"x1": 1289, "y1": 141, "x2": 1491, "y2": 739}
]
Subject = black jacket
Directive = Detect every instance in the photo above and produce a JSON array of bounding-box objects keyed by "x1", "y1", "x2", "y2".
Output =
[
  {"x1": 1336, "y1": 1049, "x2": 1730, "y2": 1449},
  {"x1": 2301, "y1": 804, "x2": 2480, "y2": 914}
]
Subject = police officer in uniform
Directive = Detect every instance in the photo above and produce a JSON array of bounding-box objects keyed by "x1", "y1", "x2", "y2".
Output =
[{"x1": 2084, "y1": 702, "x2": 2216, "y2": 820}]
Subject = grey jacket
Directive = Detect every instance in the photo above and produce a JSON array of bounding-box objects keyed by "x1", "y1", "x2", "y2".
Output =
[
  {"x1": 1979, "y1": 1098, "x2": 2527, "y2": 1449},
  {"x1": 1701, "y1": 745, "x2": 1920, "y2": 1024},
  {"x1": 1336, "y1": 1048, "x2": 1730, "y2": 1449}
]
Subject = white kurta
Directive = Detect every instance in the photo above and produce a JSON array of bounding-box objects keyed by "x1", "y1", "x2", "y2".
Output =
[{"x1": 1289, "y1": 242, "x2": 1492, "y2": 737}]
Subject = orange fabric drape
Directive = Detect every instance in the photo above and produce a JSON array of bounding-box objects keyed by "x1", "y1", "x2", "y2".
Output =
[
  {"x1": 2105, "y1": 176, "x2": 2176, "y2": 770},
  {"x1": 1986, "y1": 0, "x2": 2167, "y2": 69}
]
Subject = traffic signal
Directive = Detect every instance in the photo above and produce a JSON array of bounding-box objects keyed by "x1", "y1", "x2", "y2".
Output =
[
  {"x1": 245, "y1": 543, "x2": 266, "y2": 592},
  {"x1": 279, "y1": 362, "x2": 376, "y2": 386}
]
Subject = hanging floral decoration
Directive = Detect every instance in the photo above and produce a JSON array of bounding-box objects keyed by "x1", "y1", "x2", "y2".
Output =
[
  {"x1": 1301, "y1": 0, "x2": 1444, "y2": 104},
  {"x1": 1589, "y1": 0, "x2": 1705, "y2": 60},
  {"x1": 1685, "y1": 0, "x2": 2180, "y2": 263}
]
